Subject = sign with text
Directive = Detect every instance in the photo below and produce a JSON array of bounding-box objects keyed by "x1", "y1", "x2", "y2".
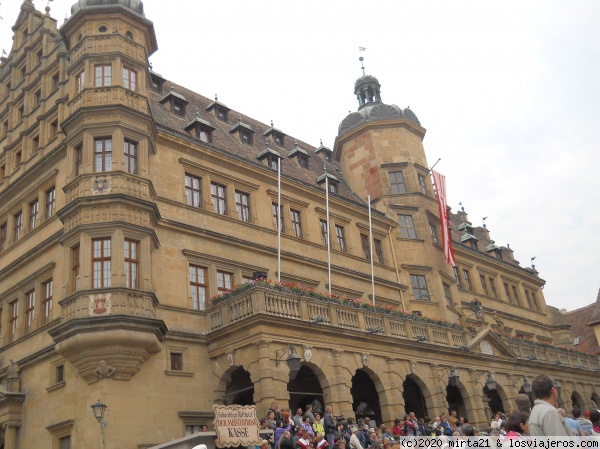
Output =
[{"x1": 213, "y1": 404, "x2": 261, "y2": 448}]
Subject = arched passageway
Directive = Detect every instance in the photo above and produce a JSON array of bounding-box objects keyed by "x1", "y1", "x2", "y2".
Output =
[
  {"x1": 351, "y1": 369, "x2": 382, "y2": 425},
  {"x1": 224, "y1": 366, "x2": 254, "y2": 405},
  {"x1": 288, "y1": 365, "x2": 324, "y2": 415},
  {"x1": 446, "y1": 385, "x2": 466, "y2": 420},
  {"x1": 571, "y1": 391, "x2": 584, "y2": 410},
  {"x1": 484, "y1": 386, "x2": 504, "y2": 416},
  {"x1": 403, "y1": 375, "x2": 427, "y2": 418}
]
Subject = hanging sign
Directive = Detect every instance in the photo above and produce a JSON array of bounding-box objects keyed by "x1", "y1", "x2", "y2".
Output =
[{"x1": 213, "y1": 404, "x2": 261, "y2": 448}]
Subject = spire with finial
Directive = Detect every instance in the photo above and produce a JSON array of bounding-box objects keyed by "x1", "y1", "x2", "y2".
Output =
[
  {"x1": 358, "y1": 47, "x2": 367, "y2": 76},
  {"x1": 195, "y1": 108, "x2": 200, "y2": 119},
  {"x1": 215, "y1": 94, "x2": 218, "y2": 102},
  {"x1": 482, "y1": 217, "x2": 487, "y2": 228}
]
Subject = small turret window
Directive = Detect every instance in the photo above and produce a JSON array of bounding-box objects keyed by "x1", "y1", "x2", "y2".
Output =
[
  {"x1": 123, "y1": 67, "x2": 137, "y2": 91},
  {"x1": 125, "y1": 31, "x2": 134, "y2": 40},
  {"x1": 98, "y1": 26, "x2": 108, "y2": 33},
  {"x1": 94, "y1": 64, "x2": 111, "y2": 87}
]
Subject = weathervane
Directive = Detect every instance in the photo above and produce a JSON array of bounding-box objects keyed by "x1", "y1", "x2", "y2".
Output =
[{"x1": 359, "y1": 47, "x2": 367, "y2": 76}]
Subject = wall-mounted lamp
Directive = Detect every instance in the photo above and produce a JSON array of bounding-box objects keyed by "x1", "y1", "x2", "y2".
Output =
[
  {"x1": 435, "y1": 367, "x2": 460, "y2": 387},
  {"x1": 554, "y1": 381, "x2": 562, "y2": 396},
  {"x1": 510, "y1": 376, "x2": 531, "y2": 394},
  {"x1": 475, "y1": 372, "x2": 497, "y2": 391},
  {"x1": 275, "y1": 345, "x2": 302, "y2": 381}
]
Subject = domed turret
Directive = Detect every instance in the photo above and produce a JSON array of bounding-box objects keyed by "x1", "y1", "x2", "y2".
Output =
[
  {"x1": 354, "y1": 74, "x2": 382, "y2": 110},
  {"x1": 71, "y1": 0, "x2": 145, "y2": 16}
]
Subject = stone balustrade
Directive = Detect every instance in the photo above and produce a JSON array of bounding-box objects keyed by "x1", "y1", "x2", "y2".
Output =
[
  {"x1": 208, "y1": 286, "x2": 600, "y2": 371},
  {"x1": 64, "y1": 172, "x2": 153, "y2": 204},
  {"x1": 59, "y1": 289, "x2": 158, "y2": 321}
]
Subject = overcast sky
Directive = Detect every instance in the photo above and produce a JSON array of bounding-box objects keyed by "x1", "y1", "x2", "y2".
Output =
[{"x1": 2, "y1": 0, "x2": 599, "y2": 312}]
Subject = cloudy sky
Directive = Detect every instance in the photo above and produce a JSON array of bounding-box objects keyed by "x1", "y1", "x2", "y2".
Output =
[{"x1": 2, "y1": 0, "x2": 599, "y2": 311}]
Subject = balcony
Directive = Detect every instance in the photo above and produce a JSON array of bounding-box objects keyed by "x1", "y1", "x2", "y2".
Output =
[{"x1": 208, "y1": 284, "x2": 600, "y2": 371}]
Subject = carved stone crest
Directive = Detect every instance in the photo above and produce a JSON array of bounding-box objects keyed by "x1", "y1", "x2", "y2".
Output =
[
  {"x1": 89, "y1": 293, "x2": 111, "y2": 316},
  {"x1": 362, "y1": 353, "x2": 369, "y2": 367},
  {"x1": 227, "y1": 352, "x2": 235, "y2": 367},
  {"x1": 480, "y1": 340, "x2": 493, "y2": 355},
  {"x1": 410, "y1": 361, "x2": 418, "y2": 374},
  {"x1": 303, "y1": 347, "x2": 313, "y2": 363},
  {"x1": 91, "y1": 175, "x2": 112, "y2": 195}
]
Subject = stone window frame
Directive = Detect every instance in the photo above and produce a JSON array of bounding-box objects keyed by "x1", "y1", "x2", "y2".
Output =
[
  {"x1": 46, "y1": 419, "x2": 74, "y2": 449},
  {"x1": 409, "y1": 273, "x2": 431, "y2": 302},
  {"x1": 47, "y1": 358, "x2": 66, "y2": 392},
  {"x1": 165, "y1": 345, "x2": 193, "y2": 377},
  {"x1": 267, "y1": 189, "x2": 309, "y2": 238},
  {"x1": 397, "y1": 213, "x2": 418, "y2": 239}
]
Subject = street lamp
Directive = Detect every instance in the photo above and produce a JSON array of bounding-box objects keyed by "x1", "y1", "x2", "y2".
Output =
[
  {"x1": 485, "y1": 373, "x2": 497, "y2": 391},
  {"x1": 91, "y1": 399, "x2": 107, "y2": 449},
  {"x1": 522, "y1": 378, "x2": 532, "y2": 394}
]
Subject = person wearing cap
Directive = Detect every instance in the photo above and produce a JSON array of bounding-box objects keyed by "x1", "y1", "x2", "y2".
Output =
[{"x1": 349, "y1": 427, "x2": 364, "y2": 449}]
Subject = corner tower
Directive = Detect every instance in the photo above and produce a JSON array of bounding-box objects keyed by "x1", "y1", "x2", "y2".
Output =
[{"x1": 49, "y1": 0, "x2": 164, "y2": 384}]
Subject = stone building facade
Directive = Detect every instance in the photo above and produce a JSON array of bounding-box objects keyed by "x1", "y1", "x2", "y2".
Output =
[{"x1": 0, "y1": 1, "x2": 599, "y2": 448}]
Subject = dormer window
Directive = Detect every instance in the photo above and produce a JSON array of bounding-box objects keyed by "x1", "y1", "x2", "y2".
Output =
[
  {"x1": 298, "y1": 154, "x2": 308, "y2": 168},
  {"x1": 206, "y1": 95, "x2": 231, "y2": 124},
  {"x1": 173, "y1": 100, "x2": 185, "y2": 117},
  {"x1": 159, "y1": 85, "x2": 189, "y2": 118},
  {"x1": 240, "y1": 128, "x2": 253, "y2": 145},
  {"x1": 185, "y1": 110, "x2": 215, "y2": 144},
  {"x1": 316, "y1": 172, "x2": 339, "y2": 193},
  {"x1": 150, "y1": 71, "x2": 164, "y2": 94},
  {"x1": 257, "y1": 146, "x2": 281, "y2": 170},
  {"x1": 288, "y1": 142, "x2": 309, "y2": 168},
  {"x1": 216, "y1": 107, "x2": 228, "y2": 123},
  {"x1": 230, "y1": 118, "x2": 255, "y2": 146},
  {"x1": 315, "y1": 140, "x2": 333, "y2": 162},
  {"x1": 264, "y1": 121, "x2": 286, "y2": 147}
]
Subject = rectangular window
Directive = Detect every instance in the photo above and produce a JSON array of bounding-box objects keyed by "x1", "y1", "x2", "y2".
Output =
[
  {"x1": 15, "y1": 150, "x2": 22, "y2": 167},
  {"x1": 94, "y1": 138, "x2": 112, "y2": 171},
  {"x1": 59, "y1": 435, "x2": 71, "y2": 449},
  {"x1": 272, "y1": 202, "x2": 284, "y2": 232},
  {"x1": 124, "y1": 140, "x2": 137, "y2": 174},
  {"x1": 503, "y1": 282, "x2": 512, "y2": 303},
  {"x1": 75, "y1": 145, "x2": 82, "y2": 176},
  {"x1": 267, "y1": 155, "x2": 278, "y2": 170},
  {"x1": 531, "y1": 292, "x2": 539, "y2": 311},
  {"x1": 525, "y1": 290, "x2": 533, "y2": 309},
  {"x1": 46, "y1": 187, "x2": 56, "y2": 218},
  {"x1": 374, "y1": 238, "x2": 384, "y2": 264},
  {"x1": 34, "y1": 89, "x2": 41, "y2": 107},
  {"x1": 211, "y1": 183, "x2": 227, "y2": 215},
  {"x1": 335, "y1": 225, "x2": 346, "y2": 252},
  {"x1": 25, "y1": 290, "x2": 35, "y2": 333},
  {"x1": 185, "y1": 174, "x2": 202, "y2": 208},
  {"x1": 329, "y1": 182, "x2": 338, "y2": 194},
  {"x1": 189, "y1": 265, "x2": 207, "y2": 310},
  {"x1": 389, "y1": 171, "x2": 406, "y2": 194},
  {"x1": 290, "y1": 209, "x2": 302, "y2": 238},
  {"x1": 240, "y1": 129, "x2": 253, "y2": 145},
  {"x1": 173, "y1": 100, "x2": 185, "y2": 117},
  {"x1": 49, "y1": 119, "x2": 58, "y2": 140},
  {"x1": 453, "y1": 267, "x2": 462, "y2": 288},
  {"x1": 71, "y1": 245, "x2": 80, "y2": 292},
  {"x1": 410, "y1": 275, "x2": 430, "y2": 301},
  {"x1": 76, "y1": 70, "x2": 85, "y2": 93},
  {"x1": 217, "y1": 271, "x2": 233, "y2": 293},
  {"x1": 429, "y1": 223, "x2": 438, "y2": 244},
  {"x1": 41, "y1": 279, "x2": 53, "y2": 325},
  {"x1": 443, "y1": 282, "x2": 453, "y2": 307},
  {"x1": 298, "y1": 154, "x2": 309, "y2": 168},
  {"x1": 170, "y1": 352, "x2": 183, "y2": 371},
  {"x1": 29, "y1": 200, "x2": 39, "y2": 230},
  {"x1": 319, "y1": 219, "x2": 329, "y2": 245},
  {"x1": 479, "y1": 275, "x2": 489, "y2": 296},
  {"x1": 418, "y1": 174, "x2": 427, "y2": 194},
  {"x1": 124, "y1": 240, "x2": 139, "y2": 289},
  {"x1": 398, "y1": 214, "x2": 417, "y2": 239},
  {"x1": 32, "y1": 136, "x2": 39, "y2": 151},
  {"x1": 462, "y1": 269, "x2": 472, "y2": 291},
  {"x1": 512, "y1": 286, "x2": 520, "y2": 306},
  {"x1": 0, "y1": 222, "x2": 6, "y2": 251},
  {"x1": 94, "y1": 64, "x2": 111, "y2": 87},
  {"x1": 489, "y1": 277, "x2": 498, "y2": 298},
  {"x1": 55, "y1": 364, "x2": 64, "y2": 383},
  {"x1": 92, "y1": 238, "x2": 111, "y2": 288},
  {"x1": 360, "y1": 234, "x2": 371, "y2": 260},
  {"x1": 14, "y1": 211, "x2": 23, "y2": 241},
  {"x1": 235, "y1": 191, "x2": 250, "y2": 222},
  {"x1": 9, "y1": 300, "x2": 18, "y2": 342},
  {"x1": 123, "y1": 67, "x2": 137, "y2": 91}
]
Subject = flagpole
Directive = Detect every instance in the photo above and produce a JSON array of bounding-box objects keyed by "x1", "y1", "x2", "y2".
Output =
[
  {"x1": 325, "y1": 174, "x2": 332, "y2": 297},
  {"x1": 277, "y1": 157, "x2": 281, "y2": 283},
  {"x1": 368, "y1": 195, "x2": 375, "y2": 306}
]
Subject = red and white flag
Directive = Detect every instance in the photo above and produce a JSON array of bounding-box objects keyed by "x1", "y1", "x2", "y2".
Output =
[{"x1": 431, "y1": 170, "x2": 457, "y2": 267}]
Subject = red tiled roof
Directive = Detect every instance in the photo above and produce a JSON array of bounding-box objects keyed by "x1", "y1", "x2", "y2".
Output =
[{"x1": 562, "y1": 289, "x2": 600, "y2": 356}]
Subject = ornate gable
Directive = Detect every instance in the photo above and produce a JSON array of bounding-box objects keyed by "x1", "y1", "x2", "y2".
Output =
[{"x1": 466, "y1": 329, "x2": 518, "y2": 358}]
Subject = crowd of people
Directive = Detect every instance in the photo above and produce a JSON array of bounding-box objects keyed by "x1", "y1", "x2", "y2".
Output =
[{"x1": 257, "y1": 374, "x2": 600, "y2": 449}]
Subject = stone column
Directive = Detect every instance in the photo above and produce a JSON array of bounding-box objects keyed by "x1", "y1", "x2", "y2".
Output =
[
  {"x1": 426, "y1": 363, "x2": 449, "y2": 416},
  {"x1": 2, "y1": 421, "x2": 19, "y2": 449},
  {"x1": 329, "y1": 349, "x2": 353, "y2": 420},
  {"x1": 379, "y1": 357, "x2": 405, "y2": 424},
  {"x1": 251, "y1": 340, "x2": 290, "y2": 415},
  {"x1": 466, "y1": 369, "x2": 489, "y2": 427}
]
